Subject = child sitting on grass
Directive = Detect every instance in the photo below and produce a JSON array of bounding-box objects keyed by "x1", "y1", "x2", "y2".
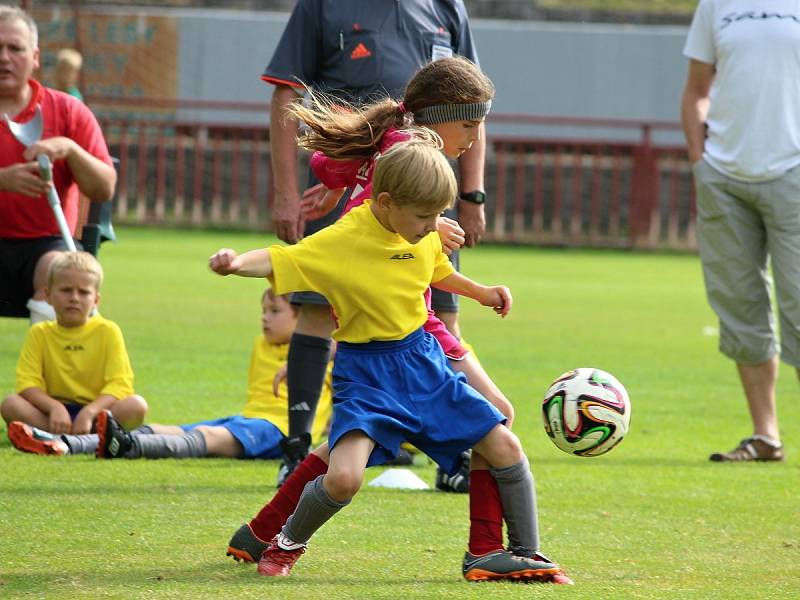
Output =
[
  {"x1": 209, "y1": 139, "x2": 569, "y2": 583},
  {"x1": 2, "y1": 251, "x2": 147, "y2": 442},
  {"x1": 7, "y1": 288, "x2": 333, "y2": 461}
]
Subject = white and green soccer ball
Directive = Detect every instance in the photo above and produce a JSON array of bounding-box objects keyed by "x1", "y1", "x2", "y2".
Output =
[{"x1": 542, "y1": 368, "x2": 631, "y2": 457}]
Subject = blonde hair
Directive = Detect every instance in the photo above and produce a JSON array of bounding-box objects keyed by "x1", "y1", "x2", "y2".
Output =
[
  {"x1": 56, "y1": 48, "x2": 82, "y2": 69},
  {"x1": 47, "y1": 251, "x2": 104, "y2": 289},
  {"x1": 373, "y1": 139, "x2": 457, "y2": 214},
  {"x1": 0, "y1": 5, "x2": 38, "y2": 48},
  {"x1": 288, "y1": 56, "x2": 494, "y2": 161}
]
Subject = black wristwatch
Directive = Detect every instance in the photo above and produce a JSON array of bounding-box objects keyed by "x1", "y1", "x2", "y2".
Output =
[{"x1": 459, "y1": 190, "x2": 486, "y2": 205}]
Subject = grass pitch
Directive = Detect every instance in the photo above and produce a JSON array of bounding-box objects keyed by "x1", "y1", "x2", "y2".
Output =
[{"x1": 1, "y1": 226, "x2": 798, "y2": 599}]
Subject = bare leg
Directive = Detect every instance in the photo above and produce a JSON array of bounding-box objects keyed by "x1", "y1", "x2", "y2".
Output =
[
  {"x1": 32, "y1": 251, "x2": 62, "y2": 300},
  {"x1": 451, "y1": 354, "x2": 514, "y2": 427},
  {"x1": 295, "y1": 303, "x2": 335, "y2": 337},
  {"x1": 1, "y1": 394, "x2": 50, "y2": 429},
  {"x1": 110, "y1": 395, "x2": 148, "y2": 430},
  {"x1": 193, "y1": 426, "x2": 244, "y2": 458},
  {"x1": 323, "y1": 431, "x2": 374, "y2": 502},
  {"x1": 147, "y1": 424, "x2": 186, "y2": 436},
  {"x1": 737, "y1": 356, "x2": 780, "y2": 441}
]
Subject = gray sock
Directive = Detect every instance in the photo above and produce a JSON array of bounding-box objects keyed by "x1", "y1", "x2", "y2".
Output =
[
  {"x1": 131, "y1": 430, "x2": 208, "y2": 459},
  {"x1": 61, "y1": 433, "x2": 99, "y2": 454},
  {"x1": 491, "y1": 457, "x2": 540, "y2": 554},
  {"x1": 132, "y1": 425, "x2": 154, "y2": 435},
  {"x1": 283, "y1": 475, "x2": 350, "y2": 544}
]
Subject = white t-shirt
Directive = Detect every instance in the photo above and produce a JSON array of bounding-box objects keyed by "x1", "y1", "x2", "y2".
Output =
[{"x1": 684, "y1": 0, "x2": 800, "y2": 181}]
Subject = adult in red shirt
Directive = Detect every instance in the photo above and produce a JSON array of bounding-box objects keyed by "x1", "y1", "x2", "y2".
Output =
[{"x1": 0, "y1": 6, "x2": 115, "y2": 321}]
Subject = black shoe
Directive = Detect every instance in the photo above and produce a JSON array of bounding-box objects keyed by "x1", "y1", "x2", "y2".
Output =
[
  {"x1": 386, "y1": 447, "x2": 414, "y2": 466},
  {"x1": 435, "y1": 449, "x2": 471, "y2": 493},
  {"x1": 95, "y1": 410, "x2": 133, "y2": 459},
  {"x1": 276, "y1": 433, "x2": 311, "y2": 487},
  {"x1": 226, "y1": 523, "x2": 270, "y2": 563}
]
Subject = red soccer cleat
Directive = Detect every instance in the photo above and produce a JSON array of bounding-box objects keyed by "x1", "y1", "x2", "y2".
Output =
[{"x1": 257, "y1": 534, "x2": 306, "y2": 577}]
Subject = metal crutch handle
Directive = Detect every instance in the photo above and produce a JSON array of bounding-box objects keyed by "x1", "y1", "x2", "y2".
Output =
[{"x1": 37, "y1": 154, "x2": 77, "y2": 252}]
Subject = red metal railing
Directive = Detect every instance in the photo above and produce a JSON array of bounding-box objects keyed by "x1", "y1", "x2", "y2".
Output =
[{"x1": 96, "y1": 106, "x2": 695, "y2": 250}]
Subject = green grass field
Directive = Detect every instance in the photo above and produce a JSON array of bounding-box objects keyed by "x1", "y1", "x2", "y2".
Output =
[
  {"x1": 538, "y1": 0, "x2": 698, "y2": 16},
  {"x1": 1, "y1": 227, "x2": 798, "y2": 599}
]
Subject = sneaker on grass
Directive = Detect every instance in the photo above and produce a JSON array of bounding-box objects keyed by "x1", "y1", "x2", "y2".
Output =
[
  {"x1": 95, "y1": 410, "x2": 133, "y2": 459},
  {"x1": 226, "y1": 523, "x2": 270, "y2": 563},
  {"x1": 462, "y1": 549, "x2": 559, "y2": 582},
  {"x1": 435, "y1": 449, "x2": 470, "y2": 493},
  {"x1": 709, "y1": 435, "x2": 785, "y2": 462},
  {"x1": 7, "y1": 422, "x2": 69, "y2": 456},
  {"x1": 257, "y1": 533, "x2": 306, "y2": 577}
]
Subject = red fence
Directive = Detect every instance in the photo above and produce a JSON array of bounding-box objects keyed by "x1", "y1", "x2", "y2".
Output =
[{"x1": 94, "y1": 102, "x2": 695, "y2": 251}]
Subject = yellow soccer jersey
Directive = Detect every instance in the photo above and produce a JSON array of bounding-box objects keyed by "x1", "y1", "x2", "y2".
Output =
[
  {"x1": 240, "y1": 336, "x2": 332, "y2": 444},
  {"x1": 15, "y1": 316, "x2": 135, "y2": 405},
  {"x1": 268, "y1": 202, "x2": 455, "y2": 343}
]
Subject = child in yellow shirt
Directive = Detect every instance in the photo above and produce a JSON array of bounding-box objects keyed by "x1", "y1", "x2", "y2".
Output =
[
  {"x1": 209, "y1": 140, "x2": 567, "y2": 582},
  {"x1": 8, "y1": 288, "x2": 332, "y2": 460},
  {"x1": 2, "y1": 251, "x2": 147, "y2": 442}
]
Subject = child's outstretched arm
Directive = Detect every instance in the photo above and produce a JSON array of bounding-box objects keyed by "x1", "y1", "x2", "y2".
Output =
[
  {"x1": 209, "y1": 248, "x2": 273, "y2": 278},
  {"x1": 432, "y1": 272, "x2": 512, "y2": 318}
]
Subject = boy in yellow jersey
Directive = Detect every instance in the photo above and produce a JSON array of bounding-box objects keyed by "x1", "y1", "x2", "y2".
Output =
[
  {"x1": 8, "y1": 288, "x2": 333, "y2": 461},
  {"x1": 2, "y1": 251, "x2": 147, "y2": 445},
  {"x1": 209, "y1": 139, "x2": 566, "y2": 582}
]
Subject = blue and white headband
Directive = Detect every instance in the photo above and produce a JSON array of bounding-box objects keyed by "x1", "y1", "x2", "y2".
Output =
[{"x1": 412, "y1": 100, "x2": 492, "y2": 125}]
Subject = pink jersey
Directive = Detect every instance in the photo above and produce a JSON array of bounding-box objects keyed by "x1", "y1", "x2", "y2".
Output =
[
  {"x1": 310, "y1": 128, "x2": 467, "y2": 360},
  {"x1": 0, "y1": 79, "x2": 113, "y2": 239},
  {"x1": 310, "y1": 128, "x2": 410, "y2": 217}
]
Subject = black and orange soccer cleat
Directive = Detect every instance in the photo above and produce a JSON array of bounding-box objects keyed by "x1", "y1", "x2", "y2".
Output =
[
  {"x1": 95, "y1": 410, "x2": 133, "y2": 459},
  {"x1": 8, "y1": 422, "x2": 69, "y2": 456},
  {"x1": 462, "y1": 549, "x2": 560, "y2": 583},
  {"x1": 226, "y1": 523, "x2": 270, "y2": 563}
]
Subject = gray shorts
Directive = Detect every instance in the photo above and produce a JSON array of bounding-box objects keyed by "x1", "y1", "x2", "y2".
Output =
[{"x1": 693, "y1": 159, "x2": 800, "y2": 367}]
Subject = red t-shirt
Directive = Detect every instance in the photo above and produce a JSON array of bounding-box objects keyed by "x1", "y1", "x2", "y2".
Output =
[{"x1": 0, "y1": 79, "x2": 113, "y2": 239}]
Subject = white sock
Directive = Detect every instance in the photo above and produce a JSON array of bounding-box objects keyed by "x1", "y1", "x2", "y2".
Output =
[{"x1": 26, "y1": 299, "x2": 56, "y2": 324}]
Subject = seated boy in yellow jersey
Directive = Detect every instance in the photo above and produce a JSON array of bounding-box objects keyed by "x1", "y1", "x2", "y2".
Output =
[
  {"x1": 2, "y1": 252, "x2": 148, "y2": 440},
  {"x1": 7, "y1": 288, "x2": 333, "y2": 461},
  {"x1": 209, "y1": 139, "x2": 566, "y2": 582}
]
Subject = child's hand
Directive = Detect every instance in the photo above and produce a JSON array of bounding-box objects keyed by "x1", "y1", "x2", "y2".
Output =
[
  {"x1": 209, "y1": 248, "x2": 242, "y2": 275},
  {"x1": 48, "y1": 403, "x2": 72, "y2": 434},
  {"x1": 72, "y1": 407, "x2": 94, "y2": 435},
  {"x1": 300, "y1": 184, "x2": 346, "y2": 221},
  {"x1": 436, "y1": 217, "x2": 465, "y2": 256},
  {"x1": 478, "y1": 285, "x2": 513, "y2": 318},
  {"x1": 272, "y1": 364, "x2": 288, "y2": 397}
]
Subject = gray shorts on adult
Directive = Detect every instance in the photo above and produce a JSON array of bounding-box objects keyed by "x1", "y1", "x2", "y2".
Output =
[{"x1": 693, "y1": 159, "x2": 800, "y2": 367}]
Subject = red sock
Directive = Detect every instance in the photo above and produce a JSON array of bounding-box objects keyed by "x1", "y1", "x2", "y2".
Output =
[
  {"x1": 249, "y1": 453, "x2": 328, "y2": 541},
  {"x1": 468, "y1": 469, "x2": 504, "y2": 555}
]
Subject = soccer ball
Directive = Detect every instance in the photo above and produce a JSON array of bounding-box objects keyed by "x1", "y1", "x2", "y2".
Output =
[{"x1": 542, "y1": 368, "x2": 631, "y2": 457}]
